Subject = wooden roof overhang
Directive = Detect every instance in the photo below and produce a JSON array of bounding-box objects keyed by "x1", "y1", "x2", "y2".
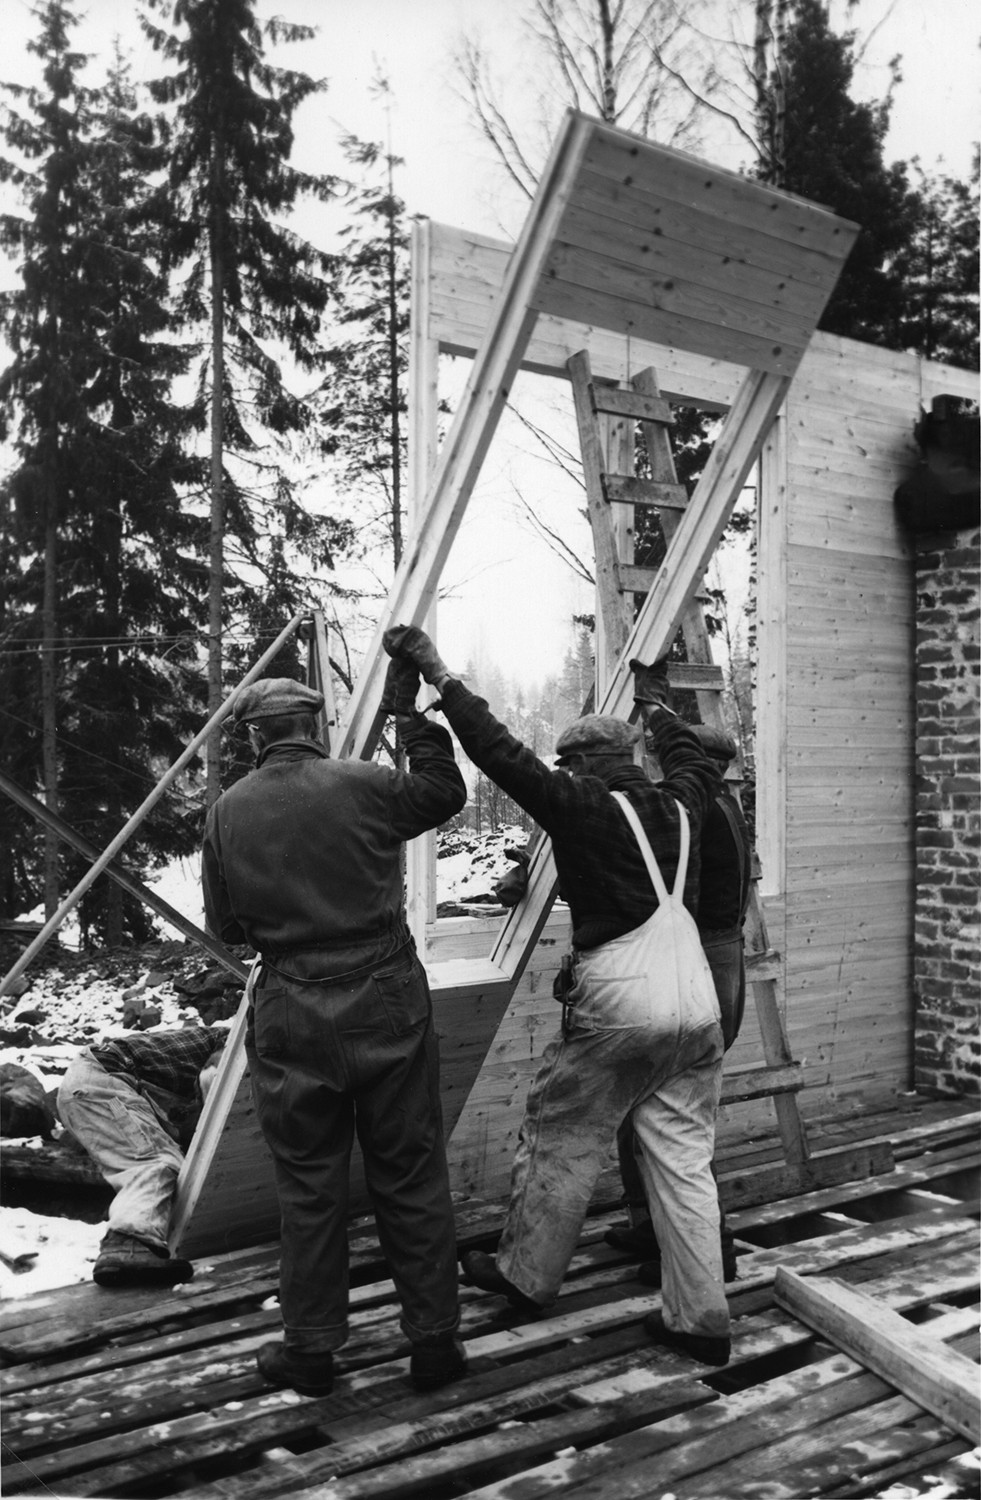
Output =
[{"x1": 171, "y1": 111, "x2": 858, "y2": 1258}]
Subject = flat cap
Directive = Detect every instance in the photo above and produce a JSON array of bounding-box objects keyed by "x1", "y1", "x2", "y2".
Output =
[
  {"x1": 555, "y1": 715, "x2": 640, "y2": 757},
  {"x1": 692, "y1": 724, "x2": 737, "y2": 763},
  {"x1": 233, "y1": 677, "x2": 324, "y2": 723}
]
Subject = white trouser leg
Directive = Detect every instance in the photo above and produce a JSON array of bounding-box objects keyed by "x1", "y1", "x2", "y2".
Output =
[
  {"x1": 633, "y1": 1027, "x2": 730, "y2": 1340},
  {"x1": 58, "y1": 1052, "x2": 184, "y2": 1250}
]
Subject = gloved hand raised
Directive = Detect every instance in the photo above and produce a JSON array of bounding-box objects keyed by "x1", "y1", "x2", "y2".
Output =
[
  {"x1": 383, "y1": 625, "x2": 451, "y2": 686},
  {"x1": 629, "y1": 655, "x2": 672, "y2": 708},
  {"x1": 492, "y1": 847, "x2": 530, "y2": 908},
  {"x1": 379, "y1": 657, "x2": 421, "y2": 717}
]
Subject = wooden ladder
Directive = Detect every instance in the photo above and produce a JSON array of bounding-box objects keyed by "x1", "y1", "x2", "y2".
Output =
[{"x1": 568, "y1": 349, "x2": 810, "y2": 1168}]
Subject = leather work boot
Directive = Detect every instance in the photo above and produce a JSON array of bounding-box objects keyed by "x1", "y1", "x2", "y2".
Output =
[
  {"x1": 93, "y1": 1230, "x2": 194, "y2": 1288},
  {"x1": 644, "y1": 1312, "x2": 730, "y2": 1367},
  {"x1": 460, "y1": 1250, "x2": 543, "y2": 1315},
  {"x1": 256, "y1": 1341, "x2": 334, "y2": 1397},
  {"x1": 604, "y1": 1218, "x2": 659, "y2": 1255},
  {"x1": 409, "y1": 1334, "x2": 469, "y2": 1391}
]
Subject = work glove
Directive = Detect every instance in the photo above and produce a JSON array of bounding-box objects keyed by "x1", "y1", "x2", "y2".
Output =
[
  {"x1": 629, "y1": 655, "x2": 672, "y2": 708},
  {"x1": 379, "y1": 656, "x2": 422, "y2": 717},
  {"x1": 492, "y1": 847, "x2": 531, "y2": 908},
  {"x1": 383, "y1": 624, "x2": 451, "y2": 686}
]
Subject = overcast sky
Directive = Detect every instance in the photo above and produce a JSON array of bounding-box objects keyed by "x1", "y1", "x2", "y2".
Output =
[{"x1": 3, "y1": 0, "x2": 978, "y2": 691}]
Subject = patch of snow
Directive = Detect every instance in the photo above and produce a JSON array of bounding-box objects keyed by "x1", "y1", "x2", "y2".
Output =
[
  {"x1": 437, "y1": 825, "x2": 530, "y2": 903},
  {"x1": 0, "y1": 828, "x2": 533, "y2": 1297},
  {"x1": 145, "y1": 856, "x2": 206, "y2": 934},
  {"x1": 0, "y1": 965, "x2": 191, "y2": 1081},
  {"x1": 0, "y1": 1206, "x2": 103, "y2": 1297}
]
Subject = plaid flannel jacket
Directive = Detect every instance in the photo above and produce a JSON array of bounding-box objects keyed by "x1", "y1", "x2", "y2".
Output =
[{"x1": 438, "y1": 681, "x2": 720, "y2": 950}]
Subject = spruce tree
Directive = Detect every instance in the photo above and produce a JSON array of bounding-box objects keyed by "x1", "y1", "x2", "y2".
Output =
[
  {"x1": 142, "y1": 0, "x2": 349, "y2": 806},
  {"x1": 754, "y1": 0, "x2": 920, "y2": 345},
  {"x1": 62, "y1": 49, "x2": 212, "y2": 944},
  {"x1": 327, "y1": 127, "x2": 410, "y2": 570},
  {"x1": 1, "y1": 0, "x2": 99, "y2": 919},
  {"x1": 1, "y1": 13, "x2": 212, "y2": 941},
  {"x1": 894, "y1": 153, "x2": 980, "y2": 368}
]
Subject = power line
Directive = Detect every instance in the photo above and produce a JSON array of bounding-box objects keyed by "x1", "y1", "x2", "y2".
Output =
[{"x1": 0, "y1": 703, "x2": 204, "y2": 793}]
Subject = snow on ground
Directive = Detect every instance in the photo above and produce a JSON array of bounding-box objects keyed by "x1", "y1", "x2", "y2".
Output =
[
  {"x1": 145, "y1": 856, "x2": 206, "y2": 936},
  {"x1": 0, "y1": 1207, "x2": 104, "y2": 1297},
  {"x1": 0, "y1": 965, "x2": 191, "y2": 1084},
  {"x1": 436, "y1": 825, "x2": 530, "y2": 906},
  {"x1": 0, "y1": 826, "x2": 535, "y2": 1298}
]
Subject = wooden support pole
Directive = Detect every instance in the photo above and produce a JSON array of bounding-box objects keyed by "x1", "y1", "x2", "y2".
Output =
[
  {"x1": 334, "y1": 111, "x2": 595, "y2": 763},
  {"x1": 774, "y1": 1268, "x2": 981, "y2": 1444},
  {"x1": 405, "y1": 218, "x2": 442, "y2": 951},
  {"x1": 0, "y1": 611, "x2": 305, "y2": 996},
  {"x1": 302, "y1": 610, "x2": 337, "y2": 752},
  {"x1": 0, "y1": 770, "x2": 248, "y2": 981},
  {"x1": 568, "y1": 351, "x2": 628, "y2": 693}
]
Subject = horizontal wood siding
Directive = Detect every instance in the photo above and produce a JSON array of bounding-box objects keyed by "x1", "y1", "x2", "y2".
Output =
[
  {"x1": 426, "y1": 222, "x2": 744, "y2": 408},
  {"x1": 779, "y1": 336, "x2": 921, "y2": 1111}
]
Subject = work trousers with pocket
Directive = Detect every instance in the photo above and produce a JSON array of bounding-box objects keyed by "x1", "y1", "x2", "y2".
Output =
[
  {"x1": 57, "y1": 1051, "x2": 184, "y2": 1251},
  {"x1": 616, "y1": 929, "x2": 745, "y2": 1238},
  {"x1": 247, "y1": 931, "x2": 460, "y2": 1355},
  {"x1": 496, "y1": 929, "x2": 730, "y2": 1341}
]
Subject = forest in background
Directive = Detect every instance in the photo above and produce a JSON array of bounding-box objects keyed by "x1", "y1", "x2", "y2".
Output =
[{"x1": 1, "y1": 0, "x2": 977, "y2": 945}]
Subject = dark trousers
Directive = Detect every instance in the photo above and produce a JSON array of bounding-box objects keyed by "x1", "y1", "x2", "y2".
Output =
[
  {"x1": 246, "y1": 932, "x2": 460, "y2": 1353},
  {"x1": 616, "y1": 934, "x2": 745, "y2": 1240}
]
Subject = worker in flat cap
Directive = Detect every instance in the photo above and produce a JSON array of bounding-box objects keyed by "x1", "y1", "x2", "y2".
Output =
[
  {"x1": 607, "y1": 718, "x2": 753, "y2": 1286},
  {"x1": 202, "y1": 668, "x2": 468, "y2": 1397},
  {"x1": 384, "y1": 626, "x2": 732, "y2": 1367}
]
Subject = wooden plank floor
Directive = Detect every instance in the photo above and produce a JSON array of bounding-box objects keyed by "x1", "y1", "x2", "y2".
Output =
[{"x1": 2, "y1": 1101, "x2": 978, "y2": 1500}]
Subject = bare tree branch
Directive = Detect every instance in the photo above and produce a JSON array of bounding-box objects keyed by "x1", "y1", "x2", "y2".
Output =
[
  {"x1": 506, "y1": 402, "x2": 587, "y2": 489},
  {"x1": 512, "y1": 486, "x2": 596, "y2": 584},
  {"x1": 649, "y1": 37, "x2": 762, "y2": 160}
]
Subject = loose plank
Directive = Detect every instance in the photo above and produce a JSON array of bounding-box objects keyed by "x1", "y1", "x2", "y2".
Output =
[{"x1": 775, "y1": 1268, "x2": 981, "y2": 1442}]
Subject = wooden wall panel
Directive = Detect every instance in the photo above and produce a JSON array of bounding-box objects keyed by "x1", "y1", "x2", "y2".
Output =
[
  {"x1": 776, "y1": 337, "x2": 921, "y2": 1111},
  {"x1": 442, "y1": 910, "x2": 571, "y2": 1201}
]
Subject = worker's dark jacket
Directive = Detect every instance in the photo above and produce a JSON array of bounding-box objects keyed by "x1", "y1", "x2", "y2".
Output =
[
  {"x1": 202, "y1": 721, "x2": 466, "y2": 954},
  {"x1": 438, "y1": 682, "x2": 720, "y2": 950},
  {"x1": 698, "y1": 791, "x2": 752, "y2": 937}
]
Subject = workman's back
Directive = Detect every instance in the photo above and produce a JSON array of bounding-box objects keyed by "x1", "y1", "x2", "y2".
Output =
[{"x1": 203, "y1": 722, "x2": 465, "y2": 953}]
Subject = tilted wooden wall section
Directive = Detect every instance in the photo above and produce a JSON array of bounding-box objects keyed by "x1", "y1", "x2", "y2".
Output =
[
  {"x1": 172, "y1": 113, "x2": 981, "y2": 1250},
  {"x1": 426, "y1": 224, "x2": 977, "y2": 1188}
]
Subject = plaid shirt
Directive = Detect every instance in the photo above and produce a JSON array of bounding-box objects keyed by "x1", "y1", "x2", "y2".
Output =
[
  {"x1": 439, "y1": 682, "x2": 720, "y2": 949},
  {"x1": 699, "y1": 791, "x2": 753, "y2": 935},
  {"x1": 92, "y1": 1027, "x2": 228, "y2": 1098}
]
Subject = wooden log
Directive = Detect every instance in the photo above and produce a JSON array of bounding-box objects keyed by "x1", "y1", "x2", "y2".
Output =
[
  {"x1": 0, "y1": 1143, "x2": 106, "y2": 1188},
  {"x1": 774, "y1": 1268, "x2": 981, "y2": 1443}
]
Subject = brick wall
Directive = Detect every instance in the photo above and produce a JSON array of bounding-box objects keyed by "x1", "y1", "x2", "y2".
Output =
[{"x1": 913, "y1": 525, "x2": 981, "y2": 1097}]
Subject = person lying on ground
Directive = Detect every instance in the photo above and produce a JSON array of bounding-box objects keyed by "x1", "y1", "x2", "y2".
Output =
[{"x1": 57, "y1": 1026, "x2": 228, "y2": 1288}]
